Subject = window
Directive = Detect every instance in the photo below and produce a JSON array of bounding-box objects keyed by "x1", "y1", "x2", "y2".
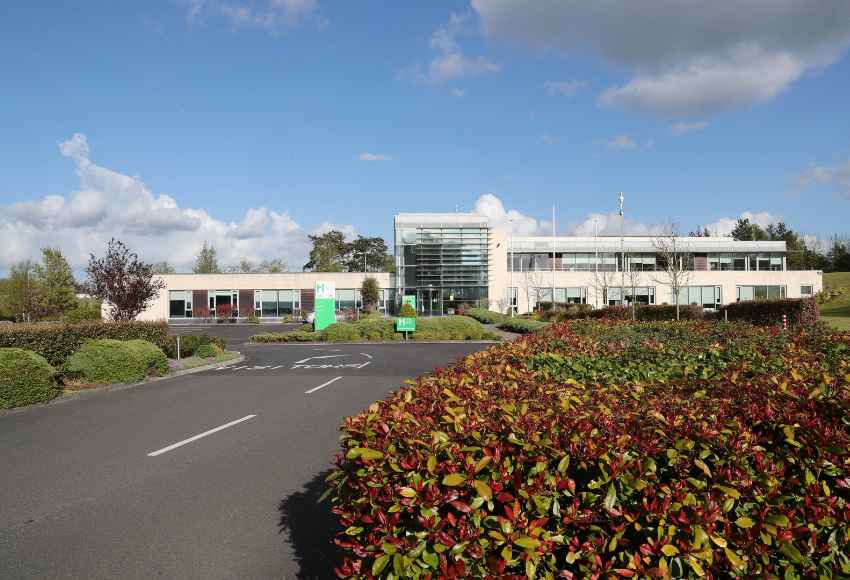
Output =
[
  {"x1": 169, "y1": 291, "x2": 192, "y2": 318},
  {"x1": 336, "y1": 289, "x2": 356, "y2": 312},
  {"x1": 677, "y1": 286, "x2": 721, "y2": 309},
  {"x1": 732, "y1": 255, "x2": 747, "y2": 271},
  {"x1": 607, "y1": 286, "x2": 655, "y2": 306},
  {"x1": 531, "y1": 287, "x2": 586, "y2": 307},
  {"x1": 254, "y1": 289, "x2": 301, "y2": 318},
  {"x1": 736, "y1": 285, "x2": 786, "y2": 301},
  {"x1": 708, "y1": 254, "x2": 732, "y2": 271},
  {"x1": 801, "y1": 285, "x2": 813, "y2": 296}
]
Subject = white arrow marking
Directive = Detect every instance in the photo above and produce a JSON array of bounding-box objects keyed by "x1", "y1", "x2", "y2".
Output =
[
  {"x1": 293, "y1": 354, "x2": 348, "y2": 364},
  {"x1": 360, "y1": 353, "x2": 373, "y2": 359}
]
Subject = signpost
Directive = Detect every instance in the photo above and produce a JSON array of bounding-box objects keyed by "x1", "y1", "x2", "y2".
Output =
[
  {"x1": 396, "y1": 295, "x2": 416, "y2": 336},
  {"x1": 314, "y1": 281, "x2": 336, "y2": 331}
]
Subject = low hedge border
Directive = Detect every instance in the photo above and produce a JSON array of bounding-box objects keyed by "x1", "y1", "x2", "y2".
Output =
[
  {"x1": 721, "y1": 296, "x2": 819, "y2": 327},
  {"x1": 497, "y1": 317, "x2": 548, "y2": 334},
  {"x1": 65, "y1": 339, "x2": 149, "y2": 385},
  {"x1": 0, "y1": 321, "x2": 172, "y2": 366},
  {"x1": 0, "y1": 348, "x2": 59, "y2": 409}
]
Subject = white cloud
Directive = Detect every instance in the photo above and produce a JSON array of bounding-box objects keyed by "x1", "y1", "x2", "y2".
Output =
[
  {"x1": 567, "y1": 212, "x2": 667, "y2": 236},
  {"x1": 472, "y1": 0, "x2": 850, "y2": 115},
  {"x1": 543, "y1": 80, "x2": 588, "y2": 96},
  {"x1": 402, "y1": 12, "x2": 500, "y2": 85},
  {"x1": 0, "y1": 134, "x2": 353, "y2": 271},
  {"x1": 473, "y1": 194, "x2": 545, "y2": 235},
  {"x1": 188, "y1": 0, "x2": 317, "y2": 28},
  {"x1": 671, "y1": 120, "x2": 708, "y2": 136},
  {"x1": 605, "y1": 135, "x2": 637, "y2": 150},
  {"x1": 794, "y1": 158, "x2": 850, "y2": 199},
  {"x1": 358, "y1": 152, "x2": 392, "y2": 162},
  {"x1": 450, "y1": 88, "x2": 466, "y2": 97},
  {"x1": 697, "y1": 211, "x2": 781, "y2": 237}
]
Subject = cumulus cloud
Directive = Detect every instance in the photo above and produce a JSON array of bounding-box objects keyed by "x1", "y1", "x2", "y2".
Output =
[
  {"x1": 358, "y1": 152, "x2": 392, "y2": 162},
  {"x1": 671, "y1": 120, "x2": 708, "y2": 136},
  {"x1": 472, "y1": 0, "x2": 850, "y2": 115},
  {"x1": 401, "y1": 12, "x2": 500, "y2": 85},
  {"x1": 543, "y1": 80, "x2": 588, "y2": 96},
  {"x1": 0, "y1": 134, "x2": 353, "y2": 271},
  {"x1": 567, "y1": 213, "x2": 667, "y2": 236},
  {"x1": 473, "y1": 194, "x2": 545, "y2": 235},
  {"x1": 794, "y1": 158, "x2": 850, "y2": 199},
  {"x1": 188, "y1": 0, "x2": 318, "y2": 28},
  {"x1": 697, "y1": 211, "x2": 781, "y2": 237}
]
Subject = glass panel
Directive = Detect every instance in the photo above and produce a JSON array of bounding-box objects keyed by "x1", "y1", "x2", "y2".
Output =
[
  {"x1": 801, "y1": 285, "x2": 813, "y2": 296},
  {"x1": 261, "y1": 290, "x2": 278, "y2": 317},
  {"x1": 754, "y1": 286, "x2": 768, "y2": 300},
  {"x1": 733, "y1": 256, "x2": 746, "y2": 271},
  {"x1": 737, "y1": 286, "x2": 753, "y2": 301},
  {"x1": 767, "y1": 286, "x2": 780, "y2": 299},
  {"x1": 169, "y1": 291, "x2": 186, "y2": 318}
]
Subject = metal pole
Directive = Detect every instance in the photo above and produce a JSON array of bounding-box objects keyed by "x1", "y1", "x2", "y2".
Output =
[
  {"x1": 552, "y1": 205, "x2": 556, "y2": 309},
  {"x1": 594, "y1": 218, "x2": 599, "y2": 308},
  {"x1": 619, "y1": 192, "x2": 625, "y2": 307},
  {"x1": 509, "y1": 221, "x2": 514, "y2": 317}
]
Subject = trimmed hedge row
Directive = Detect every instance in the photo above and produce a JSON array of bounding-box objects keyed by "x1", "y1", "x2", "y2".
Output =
[
  {"x1": 589, "y1": 304, "x2": 704, "y2": 321},
  {"x1": 0, "y1": 348, "x2": 58, "y2": 409},
  {"x1": 721, "y1": 296, "x2": 820, "y2": 327},
  {"x1": 328, "y1": 320, "x2": 850, "y2": 578},
  {"x1": 463, "y1": 308, "x2": 506, "y2": 325},
  {"x1": 497, "y1": 317, "x2": 548, "y2": 334},
  {"x1": 176, "y1": 334, "x2": 226, "y2": 358},
  {"x1": 66, "y1": 339, "x2": 168, "y2": 384},
  {"x1": 0, "y1": 321, "x2": 172, "y2": 366}
]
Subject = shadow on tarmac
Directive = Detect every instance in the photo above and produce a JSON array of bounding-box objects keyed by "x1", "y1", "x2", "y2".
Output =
[{"x1": 278, "y1": 469, "x2": 341, "y2": 579}]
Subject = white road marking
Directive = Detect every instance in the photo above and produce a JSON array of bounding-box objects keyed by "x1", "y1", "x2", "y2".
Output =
[
  {"x1": 360, "y1": 353, "x2": 373, "y2": 359},
  {"x1": 294, "y1": 354, "x2": 347, "y2": 364},
  {"x1": 291, "y1": 361, "x2": 371, "y2": 370},
  {"x1": 253, "y1": 365, "x2": 268, "y2": 369},
  {"x1": 270, "y1": 365, "x2": 283, "y2": 369},
  {"x1": 231, "y1": 366, "x2": 248, "y2": 370},
  {"x1": 304, "y1": 376, "x2": 343, "y2": 394},
  {"x1": 147, "y1": 415, "x2": 257, "y2": 457}
]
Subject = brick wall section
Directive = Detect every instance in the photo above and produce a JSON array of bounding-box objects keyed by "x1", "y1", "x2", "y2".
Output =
[{"x1": 301, "y1": 289, "x2": 315, "y2": 314}]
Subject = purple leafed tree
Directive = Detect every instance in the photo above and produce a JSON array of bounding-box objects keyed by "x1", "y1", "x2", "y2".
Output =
[{"x1": 85, "y1": 239, "x2": 166, "y2": 321}]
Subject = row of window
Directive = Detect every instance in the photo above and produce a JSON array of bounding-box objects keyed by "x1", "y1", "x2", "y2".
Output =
[
  {"x1": 168, "y1": 288, "x2": 390, "y2": 318},
  {"x1": 507, "y1": 252, "x2": 787, "y2": 272},
  {"x1": 506, "y1": 285, "x2": 803, "y2": 310}
]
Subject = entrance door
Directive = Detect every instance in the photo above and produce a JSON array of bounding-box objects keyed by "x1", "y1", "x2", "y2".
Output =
[{"x1": 417, "y1": 288, "x2": 440, "y2": 317}]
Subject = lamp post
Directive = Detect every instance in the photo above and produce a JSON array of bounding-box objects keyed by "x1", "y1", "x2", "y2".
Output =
[
  {"x1": 619, "y1": 192, "x2": 625, "y2": 307},
  {"x1": 508, "y1": 218, "x2": 514, "y2": 316}
]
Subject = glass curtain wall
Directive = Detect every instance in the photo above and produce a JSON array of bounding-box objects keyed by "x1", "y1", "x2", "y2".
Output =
[
  {"x1": 736, "y1": 286, "x2": 786, "y2": 301},
  {"x1": 253, "y1": 290, "x2": 302, "y2": 318}
]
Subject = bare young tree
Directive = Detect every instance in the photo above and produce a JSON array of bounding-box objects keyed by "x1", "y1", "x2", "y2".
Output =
[
  {"x1": 522, "y1": 269, "x2": 549, "y2": 313},
  {"x1": 624, "y1": 266, "x2": 643, "y2": 321},
  {"x1": 652, "y1": 227, "x2": 692, "y2": 321},
  {"x1": 591, "y1": 267, "x2": 616, "y2": 309},
  {"x1": 85, "y1": 239, "x2": 166, "y2": 321}
]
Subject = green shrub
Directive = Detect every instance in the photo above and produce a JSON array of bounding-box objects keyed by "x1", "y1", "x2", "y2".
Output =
[
  {"x1": 540, "y1": 303, "x2": 593, "y2": 321},
  {"x1": 322, "y1": 323, "x2": 363, "y2": 342},
  {"x1": 498, "y1": 317, "x2": 548, "y2": 334},
  {"x1": 635, "y1": 304, "x2": 704, "y2": 321},
  {"x1": 194, "y1": 343, "x2": 217, "y2": 358},
  {"x1": 464, "y1": 308, "x2": 506, "y2": 325},
  {"x1": 252, "y1": 331, "x2": 321, "y2": 343},
  {"x1": 0, "y1": 321, "x2": 172, "y2": 366},
  {"x1": 721, "y1": 296, "x2": 820, "y2": 327},
  {"x1": 176, "y1": 333, "x2": 226, "y2": 358},
  {"x1": 64, "y1": 303, "x2": 102, "y2": 322},
  {"x1": 298, "y1": 322, "x2": 314, "y2": 332},
  {"x1": 65, "y1": 339, "x2": 147, "y2": 384},
  {"x1": 415, "y1": 316, "x2": 491, "y2": 340},
  {"x1": 589, "y1": 305, "x2": 632, "y2": 320},
  {"x1": 0, "y1": 348, "x2": 58, "y2": 409},
  {"x1": 123, "y1": 339, "x2": 169, "y2": 376},
  {"x1": 329, "y1": 321, "x2": 850, "y2": 578}
]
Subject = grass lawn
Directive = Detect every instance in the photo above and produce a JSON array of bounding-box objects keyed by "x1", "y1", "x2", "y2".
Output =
[
  {"x1": 821, "y1": 272, "x2": 850, "y2": 330},
  {"x1": 822, "y1": 316, "x2": 850, "y2": 331},
  {"x1": 173, "y1": 351, "x2": 240, "y2": 370}
]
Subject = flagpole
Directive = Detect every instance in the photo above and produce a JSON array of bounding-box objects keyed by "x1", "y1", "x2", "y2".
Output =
[{"x1": 552, "y1": 205, "x2": 556, "y2": 307}]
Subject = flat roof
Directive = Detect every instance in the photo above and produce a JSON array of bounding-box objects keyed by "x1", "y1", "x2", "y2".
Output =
[
  {"x1": 394, "y1": 213, "x2": 489, "y2": 228},
  {"x1": 511, "y1": 236, "x2": 786, "y2": 253}
]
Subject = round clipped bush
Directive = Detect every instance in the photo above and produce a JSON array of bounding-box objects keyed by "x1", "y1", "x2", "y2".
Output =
[
  {"x1": 65, "y1": 339, "x2": 147, "y2": 384},
  {"x1": 0, "y1": 348, "x2": 58, "y2": 409},
  {"x1": 328, "y1": 321, "x2": 850, "y2": 578},
  {"x1": 323, "y1": 323, "x2": 363, "y2": 342},
  {"x1": 124, "y1": 339, "x2": 168, "y2": 376},
  {"x1": 194, "y1": 343, "x2": 217, "y2": 358}
]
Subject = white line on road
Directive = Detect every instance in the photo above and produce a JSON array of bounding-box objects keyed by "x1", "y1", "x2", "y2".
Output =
[
  {"x1": 304, "y1": 376, "x2": 343, "y2": 395},
  {"x1": 294, "y1": 354, "x2": 347, "y2": 364},
  {"x1": 360, "y1": 353, "x2": 373, "y2": 359},
  {"x1": 147, "y1": 415, "x2": 257, "y2": 457},
  {"x1": 271, "y1": 365, "x2": 283, "y2": 369}
]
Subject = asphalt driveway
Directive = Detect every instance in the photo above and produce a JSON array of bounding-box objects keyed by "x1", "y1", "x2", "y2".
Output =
[{"x1": 0, "y1": 342, "x2": 493, "y2": 580}]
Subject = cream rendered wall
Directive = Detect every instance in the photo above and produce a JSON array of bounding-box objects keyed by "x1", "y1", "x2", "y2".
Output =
[{"x1": 136, "y1": 272, "x2": 393, "y2": 321}]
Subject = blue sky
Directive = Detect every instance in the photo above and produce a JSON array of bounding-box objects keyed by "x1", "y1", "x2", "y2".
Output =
[{"x1": 1, "y1": 0, "x2": 849, "y2": 271}]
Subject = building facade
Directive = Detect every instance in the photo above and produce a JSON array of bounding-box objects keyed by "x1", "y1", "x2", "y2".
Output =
[{"x1": 134, "y1": 212, "x2": 822, "y2": 321}]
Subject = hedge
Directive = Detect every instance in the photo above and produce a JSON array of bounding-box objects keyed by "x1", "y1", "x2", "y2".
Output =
[
  {"x1": 539, "y1": 303, "x2": 593, "y2": 322},
  {"x1": 194, "y1": 343, "x2": 218, "y2": 358},
  {"x1": 497, "y1": 317, "x2": 548, "y2": 334},
  {"x1": 124, "y1": 340, "x2": 169, "y2": 376},
  {"x1": 252, "y1": 317, "x2": 498, "y2": 343},
  {"x1": 464, "y1": 308, "x2": 506, "y2": 325},
  {"x1": 0, "y1": 321, "x2": 172, "y2": 366},
  {"x1": 589, "y1": 304, "x2": 704, "y2": 321},
  {"x1": 65, "y1": 339, "x2": 148, "y2": 384},
  {"x1": 176, "y1": 333, "x2": 226, "y2": 358},
  {"x1": 327, "y1": 320, "x2": 850, "y2": 578},
  {"x1": 721, "y1": 297, "x2": 820, "y2": 327},
  {"x1": 414, "y1": 316, "x2": 497, "y2": 341},
  {"x1": 0, "y1": 348, "x2": 58, "y2": 409}
]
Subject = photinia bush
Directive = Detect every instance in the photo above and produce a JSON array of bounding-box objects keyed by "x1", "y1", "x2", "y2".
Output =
[{"x1": 327, "y1": 320, "x2": 850, "y2": 578}]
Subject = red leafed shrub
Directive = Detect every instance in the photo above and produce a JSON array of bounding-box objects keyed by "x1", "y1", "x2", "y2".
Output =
[
  {"x1": 239, "y1": 305, "x2": 255, "y2": 319},
  {"x1": 216, "y1": 304, "x2": 233, "y2": 319},
  {"x1": 193, "y1": 306, "x2": 211, "y2": 320},
  {"x1": 589, "y1": 305, "x2": 631, "y2": 320},
  {"x1": 721, "y1": 297, "x2": 819, "y2": 327},
  {"x1": 327, "y1": 320, "x2": 850, "y2": 578}
]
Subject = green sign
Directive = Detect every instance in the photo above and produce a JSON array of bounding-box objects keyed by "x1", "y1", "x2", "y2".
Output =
[
  {"x1": 402, "y1": 295, "x2": 416, "y2": 311},
  {"x1": 314, "y1": 281, "x2": 336, "y2": 331},
  {"x1": 396, "y1": 317, "x2": 416, "y2": 332}
]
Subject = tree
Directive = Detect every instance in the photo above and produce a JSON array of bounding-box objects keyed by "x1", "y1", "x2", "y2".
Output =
[
  {"x1": 731, "y1": 218, "x2": 768, "y2": 241},
  {"x1": 361, "y1": 276, "x2": 380, "y2": 312},
  {"x1": 259, "y1": 258, "x2": 286, "y2": 273},
  {"x1": 227, "y1": 258, "x2": 256, "y2": 273},
  {"x1": 591, "y1": 267, "x2": 616, "y2": 309},
  {"x1": 652, "y1": 228, "x2": 692, "y2": 321},
  {"x1": 304, "y1": 230, "x2": 349, "y2": 272},
  {"x1": 193, "y1": 241, "x2": 221, "y2": 274},
  {"x1": 347, "y1": 236, "x2": 391, "y2": 272},
  {"x1": 688, "y1": 226, "x2": 712, "y2": 237},
  {"x1": 152, "y1": 261, "x2": 176, "y2": 274},
  {"x1": 6, "y1": 261, "x2": 43, "y2": 322},
  {"x1": 85, "y1": 239, "x2": 165, "y2": 321},
  {"x1": 35, "y1": 247, "x2": 77, "y2": 319}
]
